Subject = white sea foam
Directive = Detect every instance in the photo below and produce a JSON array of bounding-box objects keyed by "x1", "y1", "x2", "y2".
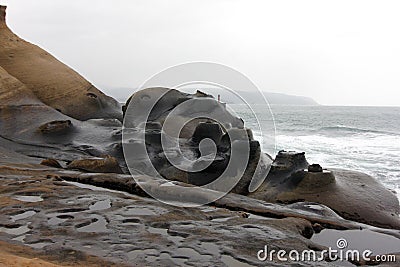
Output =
[{"x1": 230, "y1": 104, "x2": 400, "y2": 202}]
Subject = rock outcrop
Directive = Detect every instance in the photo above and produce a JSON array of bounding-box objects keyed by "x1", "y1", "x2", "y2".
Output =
[
  {"x1": 0, "y1": 6, "x2": 122, "y2": 121},
  {"x1": 123, "y1": 88, "x2": 400, "y2": 229},
  {"x1": 67, "y1": 156, "x2": 123, "y2": 174},
  {"x1": 0, "y1": 5, "x2": 399, "y2": 266}
]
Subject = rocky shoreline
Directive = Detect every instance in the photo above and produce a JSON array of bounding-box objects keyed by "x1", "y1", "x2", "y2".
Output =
[{"x1": 1, "y1": 5, "x2": 399, "y2": 266}]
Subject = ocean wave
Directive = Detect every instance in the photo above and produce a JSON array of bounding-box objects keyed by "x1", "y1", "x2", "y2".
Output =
[
  {"x1": 317, "y1": 125, "x2": 400, "y2": 136},
  {"x1": 268, "y1": 133, "x2": 400, "y2": 202}
]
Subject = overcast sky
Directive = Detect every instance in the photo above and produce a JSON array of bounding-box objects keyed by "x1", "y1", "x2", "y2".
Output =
[{"x1": 2, "y1": 0, "x2": 400, "y2": 106}]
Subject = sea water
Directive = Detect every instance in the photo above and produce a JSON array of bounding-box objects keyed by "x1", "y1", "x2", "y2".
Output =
[{"x1": 230, "y1": 104, "x2": 400, "y2": 202}]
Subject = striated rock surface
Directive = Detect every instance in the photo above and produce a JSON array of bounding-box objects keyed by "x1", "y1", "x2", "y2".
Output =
[{"x1": 0, "y1": 6, "x2": 122, "y2": 121}]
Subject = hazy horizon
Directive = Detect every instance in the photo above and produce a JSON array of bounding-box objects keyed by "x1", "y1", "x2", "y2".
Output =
[{"x1": 2, "y1": 0, "x2": 400, "y2": 107}]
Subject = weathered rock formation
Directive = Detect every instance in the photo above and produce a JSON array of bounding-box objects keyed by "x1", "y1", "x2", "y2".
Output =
[
  {"x1": 250, "y1": 151, "x2": 400, "y2": 229},
  {"x1": 1, "y1": 5, "x2": 400, "y2": 266},
  {"x1": 122, "y1": 87, "x2": 400, "y2": 229},
  {"x1": 67, "y1": 156, "x2": 123, "y2": 174},
  {"x1": 0, "y1": 6, "x2": 122, "y2": 121}
]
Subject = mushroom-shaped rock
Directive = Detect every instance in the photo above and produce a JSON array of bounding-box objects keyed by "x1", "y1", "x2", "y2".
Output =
[
  {"x1": 123, "y1": 87, "x2": 244, "y2": 137},
  {"x1": 252, "y1": 162, "x2": 400, "y2": 229},
  {"x1": 270, "y1": 150, "x2": 309, "y2": 174}
]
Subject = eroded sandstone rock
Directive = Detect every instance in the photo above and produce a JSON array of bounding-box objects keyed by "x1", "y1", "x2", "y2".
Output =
[
  {"x1": 67, "y1": 156, "x2": 123, "y2": 174},
  {"x1": 40, "y1": 158, "x2": 63, "y2": 169},
  {"x1": 0, "y1": 6, "x2": 122, "y2": 121},
  {"x1": 122, "y1": 87, "x2": 400, "y2": 229},
  {"x1": 38, "y1": 120, "x2": 73, "y2": 134}
]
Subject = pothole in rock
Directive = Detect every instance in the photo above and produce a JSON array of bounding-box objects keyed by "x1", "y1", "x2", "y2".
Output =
[
  {"x1": 122, "y1": 218, "x2": 141, "y2": 225},
  {"x1": 13, "y1": 196, "x2": 43, "y2": 203},
  {"x1": 76, "y1": 215, "x2": 108, "y2": 233},
  {"x1": 10, "y1": 210, "x2": 37, "y2": 222},
  {"x1": 52, "y1": 208, "x2": 87, "y2": 213}
]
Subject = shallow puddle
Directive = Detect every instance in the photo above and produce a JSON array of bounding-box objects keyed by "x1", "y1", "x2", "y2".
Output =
[
  {"x1": 28, "y1": 242, "x2": 53, "y2": 249},
  {"x1": 77, "y1": 215, "x2": 108, "y2": 233},
  {"x1": 48, "y1": 216, "x2": 69, "y2": 225},
  {"x1": 65, "y1": 181, "x2": 133, "y2": 198},
  {"x1": 12, "y1": 234, "x2": 26, "y2": 242},
  {"x1": 13, "y1": 196, "x2": 43, "y2": 203},
  {"x1": 0, "y1": 225, "x2": 30, "y2": 235},
  {"x1": 125, "y1": 207, "x2": 156, "y2": 216},
  {"x1": 199, "y1": 206, "x2": 219, "y2": 213},
  {"x1": 211, "y1": 216, "x2": 235, "y2": 222},
  {"x1": 247, "y1": 214, "x2": 274, "y2": 220},
  {"x1": 10, "y1": 210, "x2": 36, "y2": 222},
  {"x1": 303, "y1": 204, "x2": 326, "y2": 211},
  {"x1": 311, "y1": 229, "x2": 400, "y2": 256},
  {"x1": 89, "y1": 199, "x2": 111, "y2": 211}
]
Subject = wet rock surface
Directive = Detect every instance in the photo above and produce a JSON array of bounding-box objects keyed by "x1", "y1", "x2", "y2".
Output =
[
  {"x1": 1, "y1": 159, "x2": 399, "y2": 266},
  {"x1": 122, "y1": 87, "x2": 400, "y2": 229},
  {"x1": 67, "y1": 156, "x2": 123, "y2": 174},
  {"x1": 1, "y1": 4, "x2": 400, "y2": 266},
  {"x1": 1, "y1": 160, "x2": 397, "y2": 266},
  {"x1": 0, "y1": 165, "x2": 323, "y2": 266}
]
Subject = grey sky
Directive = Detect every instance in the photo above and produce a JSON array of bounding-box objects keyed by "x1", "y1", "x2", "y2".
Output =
[{"x1": 2, "y1": 0, "x2": 400, "y2": 106}]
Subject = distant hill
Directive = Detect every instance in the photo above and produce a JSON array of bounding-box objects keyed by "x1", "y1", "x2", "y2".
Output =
[
  {"x1": 101, "y1": 86, "x2": 319, "y2": 106},
  {"x1": 213, "y1": 90, "x2": 319, "y2": 105}
]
